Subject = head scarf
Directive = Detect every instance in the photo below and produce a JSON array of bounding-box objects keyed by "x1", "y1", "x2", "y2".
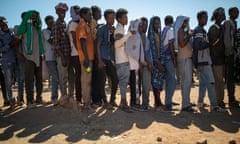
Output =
[
  {"x1": 55, "y1": 2, "x2": 68, "y2": 11},
  {"x1": 16, "y1": 10, "x2": 44, "y2": 55},
  {"x1": 125, "y1": 19, "x2": 144, "y2": 64},
  {"x1": 173, "y1": 16, "x2": 189, "y2": 51},
  {"x1": 70, "y1": 5, "x2": 80, "y2": 21},
  {"x1": 147, "y1": 16, "x2": 162, "y2": 64}
]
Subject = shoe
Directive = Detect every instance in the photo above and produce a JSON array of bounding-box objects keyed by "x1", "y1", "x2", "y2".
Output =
[
  {"x1": 9, "y1": 103, "x2": 17, "y2": 110},
  {"x1": 229, "y1": 101, "x2": 240, "y2": 108},
  {"x1": 182, "y1": 106, "x2": 195, "y2": 112},
  {"x1": 3, "y1": 101, "x2": 10, "y2": 107},
  {"x1": 155, "y1": 106, "x2": 164, "y2": 112},
  {"x1": 218, "y1": 102, "x2": 226, "y2": 109},
  {"x1": 211, "y1": 106, "x2": 226, "y2": 112},
  {"x1": 103, "y1": 103, "x2": 114, "y2": 110},
  {"x1": 131, "y1": 104, "x2": 147, "y2": 112},
  {"x1": 35, "y1": 99, "x2": 46, "y2": 105},
  {"x1": 16, "y1": 100, "x2": 24, "y2": 106},
  {"x1": 52, "y1": 99, "x2": 58, "y2": 106},
  {"x1": 27, "y1": 103, "x2": 36, "y2": 109},
  {"x1": 119, "y1": 104, "x2": 133, "y2": 113},
  {"x1": 110, "y1": 101, "x2": 118, "y2": 107}
]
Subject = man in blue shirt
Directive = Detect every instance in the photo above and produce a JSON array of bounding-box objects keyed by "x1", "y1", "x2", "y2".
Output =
[
  {"x1": 0, "y1": 16, "x2": 18, "y2": 109},
  {"x1": 96, "y1": 9, "x2": 118, "y2": 108}
]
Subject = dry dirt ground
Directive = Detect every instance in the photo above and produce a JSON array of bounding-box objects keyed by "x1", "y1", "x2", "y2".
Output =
[{"x1": 0, "y1": 81, "x2": 240, "y2": 144}]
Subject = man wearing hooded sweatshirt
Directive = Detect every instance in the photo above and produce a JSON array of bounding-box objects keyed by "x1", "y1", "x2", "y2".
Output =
[
  {"x1": 16, "y1": 10, "x2": 44, "y2": 108},
  {"x1": 68, "y1": 5, "x2": 82, "y2": 104}
]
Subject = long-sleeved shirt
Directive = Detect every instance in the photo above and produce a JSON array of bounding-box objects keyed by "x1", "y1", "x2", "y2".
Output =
[
  {"x1": 208, "y1": 24, "x2": 225, "y2": 65},
  {"x1": 114, "y1": 23, "x2": 132, "y2": 64},
  {"x1": 0, "y1": 29, "x2": 16, "y2": 64},
  {"x1": 193, "y1": 25, "x2": 211, "y2": 66},
  {"x1": 224, "y1": 19, "x2": 237, "y2": 56},
  {"x1": 52, "y1": 19, "x2": 71, "y2": 57}
]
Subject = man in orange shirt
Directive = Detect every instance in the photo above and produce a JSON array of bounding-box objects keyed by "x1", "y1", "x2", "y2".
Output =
[{"x1": 76, "y1": 7, "x2": 94, "y2": 110}]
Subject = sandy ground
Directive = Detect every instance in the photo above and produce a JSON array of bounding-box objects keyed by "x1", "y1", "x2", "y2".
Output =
[{"x1": 0, "y1": 81, "x2": 240, "y2": 144}]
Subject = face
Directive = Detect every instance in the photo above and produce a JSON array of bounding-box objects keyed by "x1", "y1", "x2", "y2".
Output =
[
  {"x1": 232, "y1": 10, "x2": 239, "y2": 19},
  {"x1": 46, "y1": 18, "x2": 54, "y2": 28},
  {"x1": 106, "y1": 13, "x2": 115, "y2": 26},
  {"x1": 0, "y1": 21, "x2": 9, "y2": 32},
  {"x1": 57, "y1": 9, "x2": 66, "y2": 21},
  {"x1": 94, "y1": 10, "x2": 102, "y2": 20},
  {"x1": 74, "y1": 6, "x2": 80, "y2": 15},
  {"x1": 119, "y1": 14, "x2": 128, "y2": 25},
  {"x1": 138, "y1": 22, "x2": 143, "y2": 33},
  {"x1": 201, "y1": 14, "x2": 208, "y2": 26},
  {"x1": 182, "y1": 19, "x2": 189, "y2": 29},
  {"x1": 141, "y1": 20, "x2": 148, "y2": 33},
  {"x1": 153, "y1": 18, "x2": 160, "y2": 32},
  {"x1": 84, "y1": 10, "x2": 92, "y2": 23},
  {"x1": 32, "y1": 12, "x2": 38, "y2": 24}
]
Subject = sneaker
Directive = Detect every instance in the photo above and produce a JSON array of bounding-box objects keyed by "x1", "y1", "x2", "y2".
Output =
[
  {"x1": 131, "y1": 104, "x2": 147, "y2": 112},
  {"x1": 16, "y1": 100, "x2": 24, "y2": 106},
  {"x1": 119, "y1": 104, "x2": 133, "y2": 113},
  {"x1": 211, "y1": 106, "x2": 226, "y2": 112},
  {"x1": 229, "y1": 101, "x2": 240, "y2": 108},
  {"x1": 197, "y1": 103, "x2": 204, "y2": 109},
  {"x1": 218, "y1": 102, "x2": 226, "y2": 109},
  {"x1": 3, "y1": 101, "x2": 10, "y2": 107},
  {"x1": 52, "y1": 99, "x2": 58, "y2": 106},
  {"x1": 182, "y1": 106, "x2": 196, "y2": 112},
  {"x1": 110, "y1": 101, "x2": 118, "y2": 107}
]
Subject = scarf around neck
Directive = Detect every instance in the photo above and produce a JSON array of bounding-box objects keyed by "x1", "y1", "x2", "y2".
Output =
[{"x1": 16, "y1": 10, "x2": 44, "y2": 55}]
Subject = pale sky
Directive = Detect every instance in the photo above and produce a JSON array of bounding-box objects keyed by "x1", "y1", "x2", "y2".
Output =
[{"x1": 0, "y1": 0, "x2": 239, "y2": 30}]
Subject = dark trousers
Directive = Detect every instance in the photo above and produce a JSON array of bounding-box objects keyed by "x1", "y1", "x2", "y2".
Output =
[
  {"x1": 24, "y1": 60, "x2": 42, "y2": 104},
  {"x1": 91, "y1": 59, "x2": 101, "y2": 103},
  {"x1": 68, "y1": 56, "x2": 82, "y2": 102},
  {"x1": 0, "y1": 66, "x2": 7, "y2": 102},
  {"x1": 98, "y1": 59, "x2": 118, "y2": 103},
  {"x1": 225, "y1": 55, "x2": 236, "y2": 102},
  {"x1": 130, "y1": 70, "x2": 141, "y2": 106}
]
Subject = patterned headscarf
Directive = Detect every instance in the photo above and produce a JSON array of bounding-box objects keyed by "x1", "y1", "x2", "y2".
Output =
[
  {"x1": 147, "y1": 16, "x2": 163, "y2": 64},
  {"x1": 16, "y1": 10, "x2": 44, "y2": 55}
]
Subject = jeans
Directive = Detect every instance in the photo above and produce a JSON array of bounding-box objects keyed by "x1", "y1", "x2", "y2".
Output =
[
  {"x1": 141, "y1": 66, "x2": 151, "y2": 106},
  {"x1": 2, "y1": 62, "x2": 16, "y2": 104},
  {"x1": 116, "y1": 62, "x2": 130, "y2": 99},
  {"x1": 177, "y1": 57, "x2": 192, "y2": 108},
  {"x1": 213, "y1": 65, "x2": 225, "y2": 105},
  {"x1": 198, "y1": 65, "x2": 217, "y2": 106},
  {"x1": 46, "y1": 61, "x2": 59, "y2": 101},
  {"x1": 225, "y1": 55, "x2": 236, "y2": 102},
  {"x1": 56, "y1": 57, "x2": 69, "y2": 98},
  {"x1": 98, "y1": 59, "x2": 118, "y2": 103},
  {"x1": 68, "y1": 56, "x2": 82, "y2": 101},
  {"x1": 81, "y1": 61, "x2": 92, "y2": 107},
  {"x1": 165, "y1": 60, "x2": 176, "y2": 107},
  {"x1": 15, "y1": 60, "x2": 24, "y2": 102},
  {"x1": 24, "y1": 60, "x2": 42, "y2": 104}
]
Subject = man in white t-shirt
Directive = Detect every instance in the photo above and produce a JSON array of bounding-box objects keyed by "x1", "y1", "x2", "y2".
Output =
[
  {"x1": 68, "y1": 5, "x2": 82, "y2": 103},
  {"x1": 161, "y1": 16, "x2": 177, "y2": 110}
]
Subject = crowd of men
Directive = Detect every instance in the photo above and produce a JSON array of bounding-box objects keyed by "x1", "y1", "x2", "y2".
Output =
[{"x1": 0, "y1": 2, "x2": 240, "y2": 113}]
